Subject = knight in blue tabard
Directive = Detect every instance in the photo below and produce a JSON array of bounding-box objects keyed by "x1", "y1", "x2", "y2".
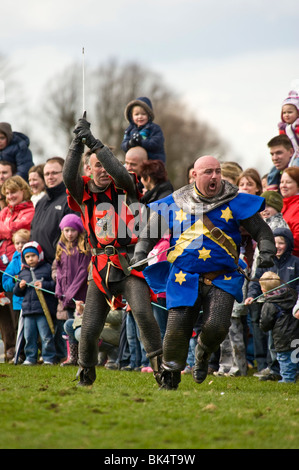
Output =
[{"x1": 130, "y1": 156, "x2": 276, "y2": 390}]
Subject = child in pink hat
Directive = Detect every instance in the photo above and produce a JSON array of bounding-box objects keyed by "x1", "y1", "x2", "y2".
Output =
[{"x1": 278, "y1": 90, "x2": 299, "y2": 160}]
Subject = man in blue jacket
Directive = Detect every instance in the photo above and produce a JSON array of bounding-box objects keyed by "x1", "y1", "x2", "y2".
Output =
[{"x1": 13, "y1": 241, "x2": 57, "y2": 365}]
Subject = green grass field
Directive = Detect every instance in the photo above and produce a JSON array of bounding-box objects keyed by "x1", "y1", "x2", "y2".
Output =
[{"x1": 0, "y1": 363, "x2": 298, "y2": 450}]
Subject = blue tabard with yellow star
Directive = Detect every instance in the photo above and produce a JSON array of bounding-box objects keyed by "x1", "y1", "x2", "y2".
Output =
[{"x1": 143, "y1": 192, "x2": 265, "y2": 308}]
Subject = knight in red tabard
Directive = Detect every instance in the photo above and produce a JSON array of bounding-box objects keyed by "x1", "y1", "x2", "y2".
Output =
[{"x1": 63, "y1": 116, "x2": 162, "y2": 386}]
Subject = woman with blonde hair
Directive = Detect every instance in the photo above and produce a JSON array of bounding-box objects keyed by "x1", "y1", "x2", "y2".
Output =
[
  {"x1": 0, "y1": 176, "x2": 34, "y2": 362},
  {"x1": 0, "y1": 176, "x2": 34, "y2": 273}
]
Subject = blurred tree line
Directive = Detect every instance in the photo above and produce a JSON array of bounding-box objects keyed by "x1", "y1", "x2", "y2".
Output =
[
  {"x1": 1, "y1": 54, "x2": 229, "y2": 189},
  {"x1": 41, "y1": 58, "x2": 228, "y2": 188}
]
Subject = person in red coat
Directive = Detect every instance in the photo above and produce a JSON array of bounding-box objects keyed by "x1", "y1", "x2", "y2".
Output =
[
  {"x1": 0, "y1": 175, "x2": 34, "y2": 361},
  {"x1": 0, "y1": 176, "x2": 34, "y2": 274},
  {"x1": 280, "y1": 167, "x2": 299, "y2": 257}
]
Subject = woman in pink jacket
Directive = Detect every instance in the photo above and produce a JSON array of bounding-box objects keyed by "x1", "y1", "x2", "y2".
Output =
[
  {"x1": 280, "y1": 167, "x2": 299, "y2": 257},
  {"x1": 0, "y1": 176, "x2": 34, "y2": 274}
]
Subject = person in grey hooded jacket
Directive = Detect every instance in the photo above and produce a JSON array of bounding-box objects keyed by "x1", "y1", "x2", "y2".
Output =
[
  {"x1": 259, "y1": 272, "x2": 299, "y2": 383},
  {"x1": 121, "y1": 97, "x2": 166, "y2": 163},
  {"x1": 0, "y1": 122, "x2": 34, "y2": 181}
]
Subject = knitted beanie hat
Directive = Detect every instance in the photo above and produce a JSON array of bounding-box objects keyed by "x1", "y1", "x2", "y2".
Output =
[
  {"x1": 22, "y1": 246, "x2": 39, "y2": 257},
  {"x1": 59, "y1": 214, "x2": 84, "y2": 233},
  {"x1": 259, "y1": 271, "x2": 281, "y2": 292},
  {"x1": 22, "y1": 241, "x2": 44, "y2": 263},
  {"x1": 281, "y1": 90, "x2": 299, "y2": 121},
  {"x1": 125, "y1": 97, "x2": 154, "y2": 123},
  {"x1": 0, "y1": 122, "x2": 13, "y2": 144},
  {"x1": 261, "y1": 190, "x2": 283, "y2": 212}
]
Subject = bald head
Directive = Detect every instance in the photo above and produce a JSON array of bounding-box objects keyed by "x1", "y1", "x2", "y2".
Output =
[
  {"x1": 193, "y1": 155, "x2": 220, "y2": 170},
  {"x1": 192, "y1": 155, "x2": 222, "y2": 197},
  {"x1": 125, "y1": 146, "x2": 148, "y2": 176}
]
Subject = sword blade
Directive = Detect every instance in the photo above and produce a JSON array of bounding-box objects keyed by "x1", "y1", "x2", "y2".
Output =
[{"x1": 128, "y1": 237, "x2": 192, "y2": 271}]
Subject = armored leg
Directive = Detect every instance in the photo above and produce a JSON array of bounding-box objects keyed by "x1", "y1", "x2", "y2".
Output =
[
  {"x1": 160, "y1": 304, "x2": 199, "y2": 389},
  {"x1": 192, "y1": 338, "x2": 211, "y2": 384},
  {"x1": 120, "y1": 275, "x2": 163, "y2": 361},
  {"x1": 193, "y1": 286, "x2": 234, "y2": 384},
  {"x1": 77, "y1": 279, "x2": 110, "y2": 386},
  {"x1": 159, "y1": 367, "x2": 181, "y2": 390}
]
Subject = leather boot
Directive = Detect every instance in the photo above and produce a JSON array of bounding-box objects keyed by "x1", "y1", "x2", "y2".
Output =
[
  {"x1": 192, "y1": 340, "x2": 211, "y2": 384},
  {"x1": 76, "y1": 366, "x2": 96, "y2": 386},
  {"x1": 159, "y1": 369, "x2": 181, "y2": 390},
  {"x1": 149, "y1": 354, "x2": 163, "y2": 385}
]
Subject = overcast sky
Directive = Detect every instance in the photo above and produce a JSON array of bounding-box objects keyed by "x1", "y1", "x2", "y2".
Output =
[{"x1": 1, "y1": 0, "x2": 299, "y2": 176}]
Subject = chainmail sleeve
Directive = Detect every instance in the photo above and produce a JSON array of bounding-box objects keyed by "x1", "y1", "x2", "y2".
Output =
[
  {"x1": 132, "y1": 209, "x2": 170, "y2": 261},
  {"x1": 94, "y1": 146, "x2": 138, "y2": 203},
  {"x1": 240, "y1": 213, "x2": 276, "y2": 267},
  {"x1": 240, "y1": 213, "x2": 274, "y2": 244},
  {"x1": 63, "y1": 138, "x2": 85, "y2": 204}
]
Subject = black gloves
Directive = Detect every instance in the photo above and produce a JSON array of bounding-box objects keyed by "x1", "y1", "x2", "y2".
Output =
[
  {"x1": 129, "y1": 132, "x2": 142, "y2": 148},
  {"x1": 130, "y1": 251, "x2": 148, "y2": 271},
  {"x1": 73, "y1": 116, "x2": 103, "y2": 151},
  {"x1": 257, "y1": 240, "x2": 276, "y2": 268}
]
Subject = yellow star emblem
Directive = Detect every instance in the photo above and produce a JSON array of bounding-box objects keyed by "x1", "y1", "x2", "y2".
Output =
[
  {"x1": 175, "y1": 209, "x2": 187, "y2": 224},
  {"x1": 220, "y1": 207, "x2": 233, "y2": 223},
  {"x1": 224, "y1": 275, "x2": 232, "y2": 280},
  {"x1": 174, "y1": 271, "x2": 187, "y2": 285},
  {"x1": 198, "y1": 247, "x2": 211, "y2": 261}
]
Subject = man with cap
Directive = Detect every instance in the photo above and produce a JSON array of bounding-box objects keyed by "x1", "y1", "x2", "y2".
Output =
[
  {"x1": 0, "y1": 122, "x2": 34, "y2": 181},
  {"x1": 63, "y1": 115, "x2": 163, "y2": 386}
]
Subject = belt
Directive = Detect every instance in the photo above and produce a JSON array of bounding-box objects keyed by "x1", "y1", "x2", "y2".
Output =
[
  {"x1": 92, "y1": 245, "x2": 134, "y2": 256},
  {"x1": 92, "y1": 246, "x2": 118, "y2": 256},
  {"x1": 91, "y1": 245, "x2": 132, "y2": 276},
  {"x1": 199, "y1": 269, "x2": 231, "y2": 286}
]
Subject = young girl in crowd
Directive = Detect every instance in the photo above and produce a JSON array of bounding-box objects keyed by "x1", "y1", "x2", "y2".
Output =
[
  {"x1": 54, "y1": 214, "x2": 91, "y2": 365},
  {"x1": 55, "y1": 214, "x2": 91, "y2": 319},
  {"x1": 278, "y1": 90, "x2": 299, "y2": 161}
]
